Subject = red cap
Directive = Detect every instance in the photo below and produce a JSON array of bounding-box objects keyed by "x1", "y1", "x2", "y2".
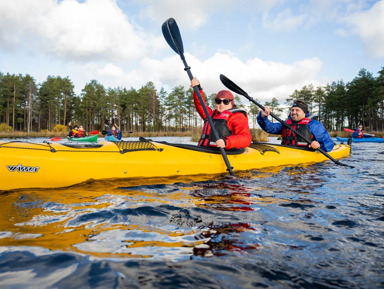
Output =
[{"x1": 216, "y1": 90, "x2": 234, "y2": 105}]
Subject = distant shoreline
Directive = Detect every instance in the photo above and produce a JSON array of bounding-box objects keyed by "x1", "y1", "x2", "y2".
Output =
[
  {"x1": 0, "y1": 131, "x2": 193, "y2": 139},
  {"x1": 0, "y1": 130, "x2": 382, "y2": 140}
]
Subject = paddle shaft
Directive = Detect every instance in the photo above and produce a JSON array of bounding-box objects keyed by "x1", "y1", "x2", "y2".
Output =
[
  {"x1": 183, "y1": 62, "x2": 234, "y2": 175},
  {"x1": 219, "y1": 74, "x2": 353, "y2": 168},
  {"x1": 162, "y1": 18, "x2": 234, "y2": 176}
]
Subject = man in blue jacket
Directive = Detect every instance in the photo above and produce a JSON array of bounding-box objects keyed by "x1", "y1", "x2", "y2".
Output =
[
  {"x1": 105, "y1": 124, "x2": 122, "y2": 141},
  {"x1": 257, "y1": 100, "x2": 334, "y2": 152},
  {"x1": 352, "y1": 125, "x2": 374, "y2": 138}
]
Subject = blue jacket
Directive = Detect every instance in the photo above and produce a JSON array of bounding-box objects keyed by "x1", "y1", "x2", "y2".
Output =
[
  {"x1": 257, "y1": 112, "x2": 334, "y2": 152},
  {"x1": 352, "y1": 128, "x2": 372, "y2": 138},
  {"x1": 106, "y1": 129, "x2": 122, "y2": 140}
]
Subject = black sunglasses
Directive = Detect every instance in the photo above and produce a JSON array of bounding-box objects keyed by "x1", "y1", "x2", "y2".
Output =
[{"x1": 215, "y1": 98, "x2": 232, "y2": 105}]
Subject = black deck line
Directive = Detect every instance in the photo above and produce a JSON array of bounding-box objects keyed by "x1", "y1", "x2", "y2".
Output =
[{"x1": 156, "y1": 141, "x2": 245, "y2": 155}]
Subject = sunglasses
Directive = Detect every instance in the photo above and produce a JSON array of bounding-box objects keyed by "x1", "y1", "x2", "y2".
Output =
[{"x1": 215, "y1": 98, "x2": 232, "y2": 105}]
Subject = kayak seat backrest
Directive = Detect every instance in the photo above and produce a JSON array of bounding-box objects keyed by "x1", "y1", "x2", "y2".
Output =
[
  {"x1": 249, "y1": 142, "x2": 280, "y2": 155},
  {"x1": 112, "y1": 141, "x2": 160, "y2": 153}
]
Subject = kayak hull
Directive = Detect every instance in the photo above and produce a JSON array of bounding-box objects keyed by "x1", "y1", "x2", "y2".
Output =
[
  {"x1": 336, "y1": 137, "x2": 384, "y2": 143},
  {"x1": 69, "y1": 135, "x2": 98, "y2": 142},
  {"x1": 0, "y1": 140, "x2": 351, "y2": 191},
  {"x1": 105, "y1": 135, "x2": 120, "y2": 142}
]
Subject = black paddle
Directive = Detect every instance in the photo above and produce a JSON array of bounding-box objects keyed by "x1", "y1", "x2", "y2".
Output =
[
  {"x1": 219, "y1": 74, "x2": 354, "y2": 168},
  {"x1": 162, "y1": 18, "x2": 235, "y2": 176}
]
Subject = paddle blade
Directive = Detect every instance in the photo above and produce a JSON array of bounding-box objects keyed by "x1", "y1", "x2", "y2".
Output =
[
  {"x1": 162, "y1": 18, "x2": 184, "y2": 55},
  {"x1": 50, "y1": 137, "x2": 61, "y2": 141},
  {"x1": 90, "y1": 130, "x2": 99, "y2": 135},
  {"x1": 343, "y1": 128, "x2": 354, "y2": 133},
  {"x1": 220, "y1": 74, "x2": 249, "y2": 97}
]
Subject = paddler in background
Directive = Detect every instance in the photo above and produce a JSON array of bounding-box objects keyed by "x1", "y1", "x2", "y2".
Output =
[
  {"x1": 67, "y1": 122, "x2": 79, "y2": 138},
  {"x1": 76, "y1": 125, "x2": 88, "y2": 137},
  {"x1": 257, "y1": 100, "x2": 334, "y2": 152},
  {"x1": 67, "y1": 122, "x2": 88, "y2": 138},
  {"x1": 105, "y1": 124, "x2": 122, "y2": 141},
  {"x1": 352, "y1": 125, "x2": 374, "y2": 138},
  {"x1": 190, "y1": 77, "x2": 252, "y2": 150}
]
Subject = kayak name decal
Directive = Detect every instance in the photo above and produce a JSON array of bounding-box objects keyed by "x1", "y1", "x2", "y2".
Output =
[{"x1": 6, "y1": 164, "x2": 40, "y2": 173}]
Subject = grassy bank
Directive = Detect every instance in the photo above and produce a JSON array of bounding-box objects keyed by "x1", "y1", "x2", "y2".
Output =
[
  {"x1": 0, "y1": 129, "x2": 382, "y2": 141},
  {"x1": 0, "y1": 130, "x2": 193, "y2": 139}
]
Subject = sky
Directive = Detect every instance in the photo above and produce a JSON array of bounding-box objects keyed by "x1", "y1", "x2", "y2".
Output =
[{"x1": 0, "y1": 0, "x2": 383, "y2": 107}]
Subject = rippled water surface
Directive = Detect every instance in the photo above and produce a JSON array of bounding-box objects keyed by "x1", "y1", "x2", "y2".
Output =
[{"x1": 0, "y1": 137, "x2": 383, "y2": 288}]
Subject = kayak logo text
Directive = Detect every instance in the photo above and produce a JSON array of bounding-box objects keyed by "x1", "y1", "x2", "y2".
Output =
[{"x1": 7, "y1": 164, "x2": 40, "y2": 173}]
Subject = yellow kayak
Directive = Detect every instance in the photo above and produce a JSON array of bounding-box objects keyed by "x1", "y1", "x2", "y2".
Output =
[{"x1": 0, "y1": 140, "x2": 351, "y2": 191}]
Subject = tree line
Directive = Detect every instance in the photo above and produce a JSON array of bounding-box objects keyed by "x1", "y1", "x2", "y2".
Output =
[
  {"x1": 0, "y1": 67, "x2": 383, "y2": 133},
  {"x1": 285, "y1": 67, "x2": 384, "y2": 131}
]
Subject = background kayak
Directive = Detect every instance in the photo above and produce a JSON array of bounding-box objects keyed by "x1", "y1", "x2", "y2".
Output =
[
  {"x1": 337, "y1": 137, "x2": 384, "y2": 143},
  {"x1": 105, "y1": 135, "x2": 120, "y2": 142},
  {"x1": 69, "y1": 134, "x2": 98, "y2": 142}
]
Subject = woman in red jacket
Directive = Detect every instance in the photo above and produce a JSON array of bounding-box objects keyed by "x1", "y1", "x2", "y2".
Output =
[{"x1": 191, "y1": 77, "x2": 252, "y2": 150}]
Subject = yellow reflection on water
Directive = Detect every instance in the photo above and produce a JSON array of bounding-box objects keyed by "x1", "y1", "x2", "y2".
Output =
[
  {"x1": 0, "y1": 177, "x2": 207, "y2": 259},
  {"x1": 0, "y1": 168, "x2": 304, "y2": 259}
]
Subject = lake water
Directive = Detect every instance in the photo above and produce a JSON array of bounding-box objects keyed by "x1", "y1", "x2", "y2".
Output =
[{"x1": 0, "y1": 137, "x2": 383, "y2": 288}]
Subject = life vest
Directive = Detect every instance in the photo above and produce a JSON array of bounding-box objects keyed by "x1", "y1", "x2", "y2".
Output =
[
  {"x1": 70, "y1": 129, "x2": 79, "y2": 137},
  {"x1": 198, "y1": 108, "x2": 247, "y2": 147},
  {"x1": 281, "y1": 117, "x2": 314, "y2": 147},
  {"x1": 356, "y1": 129, "x2": 363, "y2": 138},
  {"x1": 112, "y1": 129, "x2": 119, "y2": 138},
  {"x1": 77, "y1": 130, "x2": 86, "y2": 137}
]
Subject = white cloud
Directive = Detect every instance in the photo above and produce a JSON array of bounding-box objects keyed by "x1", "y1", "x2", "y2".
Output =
[
  {"x1": 135, "y1": 52, "x2": 322, "y2": 104},
  {"x1": 135, "y1": 0, "x2": 232, "y2": 29},
  {"x1": 0, "y1": 0, "x2": 151, "y2": 62},
  {"x1": 262, "y1": 8, "x2": 307, "y2": 31},
  {"x1": 334, "y1": 28, "x2": 349, "y2": 37},
  {"x1": 1, "y1": 0, "x2": 379, "y2": 105},
  {"x1": 69, "y1": 50, "x2": 322, "y2": 105},
  {"x1": 342, "y1": 0, "x2": 384, "y2": 58},
  {"x1": 97, "y1": 63, "x2": 125, "y2": 80}
]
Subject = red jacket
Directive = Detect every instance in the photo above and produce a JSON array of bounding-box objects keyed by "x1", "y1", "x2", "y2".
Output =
[{"x1": 193, "y1": 89, "x2": 252, "y2": 149}]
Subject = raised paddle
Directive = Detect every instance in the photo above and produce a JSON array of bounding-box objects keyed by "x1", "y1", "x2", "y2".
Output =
[
  {"x1": 102, "y1": 130, "x2": 133, "y2": 135},
  {"x1": 219, "y1": 74, "x2": 354, "y2": 168},
  {"x1": 344, "y1": 127, "x2": 375, "y2": 137},
  {"x1": 162, "y1": 18, "x2": 235, "y2": 176}
]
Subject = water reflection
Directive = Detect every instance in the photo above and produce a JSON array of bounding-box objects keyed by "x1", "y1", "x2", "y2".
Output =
[
  {"x1": 0, "y1": 165, "x2": 332, "y2": 260},
  {"x1": 1, "y1": 141, "x2": 384, "y2": 288}
]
